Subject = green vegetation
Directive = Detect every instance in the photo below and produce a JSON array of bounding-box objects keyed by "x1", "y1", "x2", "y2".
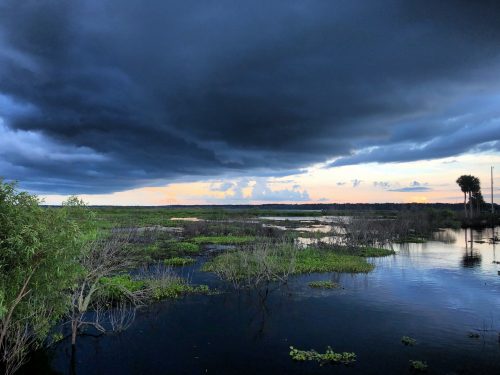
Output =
[
  {"x1": 174, "y1": 242, "x2": 200, "y2": 253},
  {"x1": 308, "y1": 281, "x2": 341, "y2": 289},
  {"x1": 409, "y1": 360, "x2": 428, "y2": 372},
  {"x1": 202, "y1": 243, "x2": 374, "y2": 287},
  {"x1": 163, "y1": 257, "x2": 196, "y2": 266},
  {"x1": 356, "y1": 247, "x2": 395, "y2": 257},
  {"x1": 294, "y1": 248, "x2": 374, "y2": 273},
  {"x1": 0, "y1": 182, "x2": 96, "y2": 374},
  {"x1": 191, "y1": 235, "x2": 255, "y2": 244},
  {"x1": 99, "y1": 275, "x2": 146, "y2": 300},
  {"x1": 149, "y1": 281, "x2": 210, "y2": 300},
  {"x1": 143, "y1": 240, "x2": 200, "y2": 260},
  {"x1": 401, "y1": 336, "x2": 417, "y2": 346},
  {"x1": 289, "y1": 346, "x2": 356, "y2": 366}
]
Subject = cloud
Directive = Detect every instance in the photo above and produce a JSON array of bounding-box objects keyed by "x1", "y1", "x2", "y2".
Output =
[
  {"x1": 389, "y1": 181, "x2": 431, "y2": 192},
  {"x1": 209, "y1": 181, "x2": 235, "y2": 192},
  {"x1": 203, "y1": 178, "x2": 310, "y2": 203},
  {"x1": 351, "y1": 179, "x2": 362, "y2": 188},
  {"x1": 373, "y1": 181, "x2": 391, "y2": 189},
  {"x1": 1, "y1": 0, "x2": 500, "y2": 193}
]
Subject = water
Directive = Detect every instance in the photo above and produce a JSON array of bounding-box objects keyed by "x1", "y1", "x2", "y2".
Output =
[{"x1": 24, "y1": 227, "x2": 500, "y2": 374}]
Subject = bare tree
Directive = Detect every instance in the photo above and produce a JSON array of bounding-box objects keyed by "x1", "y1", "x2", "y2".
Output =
[{"x1": 67, "y1": 229, "x2": 150, "y2": 346}]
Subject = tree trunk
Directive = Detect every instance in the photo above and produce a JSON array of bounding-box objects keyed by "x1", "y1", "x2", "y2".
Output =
[
  {"x1": 464, "y1": 192, "x2": 467, "y2": 218},
  {"x1": 468, "y1": 192, "x2": 473, "y2": 218},
  {"x1": 71, "y1": 319, "x2": 78, "y2": 346}
]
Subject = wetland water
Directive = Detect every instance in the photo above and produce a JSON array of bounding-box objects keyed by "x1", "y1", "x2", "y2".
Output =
[{"x1": 25, "y1": 226, "x2": 500, "y2": 374}]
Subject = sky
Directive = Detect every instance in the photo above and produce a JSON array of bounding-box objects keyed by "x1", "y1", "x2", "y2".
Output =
[{"x1": 1, "y1": 0, "x2": 499, "y2": 205}]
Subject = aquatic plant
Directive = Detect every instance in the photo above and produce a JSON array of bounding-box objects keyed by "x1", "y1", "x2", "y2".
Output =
[
  {"x1": 409, "y1": 360, "x2": 428, "y2": 372},
  {"x1": 99, "y1": 274, "x2": 146, "y2": 300},
  {"x1": 357, "y1": 247, "x2": 395, "y2": 257},
  {"x1": 175, "y1": 242, "x2": 200, "y2": 253},
  {"x1": 289, "y1": 346, "x2": 356, "y2": 366},
  {"x1": 163, "y1": 257, "x2": 196, "y2": 266},
  {"x1": 401, "y1": 336, "x2": 417, "y2": 346},
  {"x1": 138, "y1": 265, "x2": 211, "y2": 300},
  {"x1": 308, "y1": 281, "x2": 341, "y2": 289}
]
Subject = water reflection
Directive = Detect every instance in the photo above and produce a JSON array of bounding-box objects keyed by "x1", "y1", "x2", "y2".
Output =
[{"x1": 21, "y1": 226, "x2": 500, "y2": 375}]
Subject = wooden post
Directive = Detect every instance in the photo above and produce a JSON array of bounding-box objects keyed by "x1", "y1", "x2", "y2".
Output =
[{"x1": 492, "y1": 166, "x2": 495, "y2": 214}]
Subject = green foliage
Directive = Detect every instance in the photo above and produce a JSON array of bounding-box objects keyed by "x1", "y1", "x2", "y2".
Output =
[
  {"x1": 0, "y1": 181, "x2": 95, "y2": 343},
  {"x1": 294, "y1": 248, "x2": 374, "y2": 273},
  {"x1": 98, "y1": 275, "x2": 145, "y2": 300},
  {"x1": 175, "y1": 242, "x2": 200, "y2": 253},
  {"x1": 409, "y1": 360, "x2": 428, "y2": 372},
  {"x1": 308, "y1": 281, "x2": 340, "y2": 289},
  {"x1": 144, "y1": 240, "x2": 200, "y2": 260},
  {"x1": 401, "y1": 336, "x2": 417, "y2": 346},
  {"x1": 163, "y1": 257, "x2": 196, "y2": 266},
  {"x1": 356, "y1": 247, "x2": 395, "y2": 257},
  {"x1": 202, "y1": 244, "x2": 374, "y2": 282},
  {"x1": 0, "y1": 290, "x2": 6, "y2": 319},
  {"x1": 289, "y1": 346, "x2": 356, "y2": 366},
  {"x1": 191, "y1": 235, "x2": 255, "y2": 245},
  {"x1": 148, "y1": 281, "x2": 210, "y2": 300}
]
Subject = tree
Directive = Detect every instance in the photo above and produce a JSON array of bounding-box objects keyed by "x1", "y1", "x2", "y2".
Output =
[
  {"x1": 66, "y1": 229, "x2": 145, "y2": 347},
  {"x1": 469, "y1": 176, "x2": 481, "y2": 217},
  {"x1": 471, "y1": 190, "x2": 485, "y2": 216},
  {"x1": 0, "y1": 181, "x2": 94, "y2": 374},
  {"x1": 456, "y1": 175, "x2": 473, "y2": 218},
  {"x1": 456, "y1": 175, "x2": 482, "y2": 218}
]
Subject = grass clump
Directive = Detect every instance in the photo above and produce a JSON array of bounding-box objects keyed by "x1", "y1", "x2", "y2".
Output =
[
  {"x1": 175, "y1": 241, "x2": 200, "y2": 253},
  {"x1": 191, "y1": 235, "x2": 255, "y2": 245},
  {"x1": 289, "y1": 346, "x2": 356, "y2": 366},
  {"x1": 99, "y1": 274, "x2": 145, "y2": 300},
  {"x1": 294, "y1": 248, "x2": 374, "y2": 274},
  {"x1": 138, "y1": 265, "x2": 211, "y2": 300},
  {"x1": 401, "y1": 336, "x2": 417, "y2": 346},
  {"x1": 202, "y1": 242, "x2": 374, "y2": 288},
  {"x1": 409, "y1": 360, "x2": 428, "y2": 372},
  {"x1": 357, "y1": 247, "x2": 395, "y2": 257},
  {"x1": 308, "y1": 280, "x2": 340, "y2": 289},
  {"x1": 148, "y1": 281, "x2": 210, "y2": 300},
  {"x1": 163, "y1": 257, "x2": 196, "y2": 266}
]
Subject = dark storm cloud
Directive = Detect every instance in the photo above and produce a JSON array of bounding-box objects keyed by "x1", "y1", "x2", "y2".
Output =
[{"x1": 1, "y1": 0, "x2": 500, "y2": 193}]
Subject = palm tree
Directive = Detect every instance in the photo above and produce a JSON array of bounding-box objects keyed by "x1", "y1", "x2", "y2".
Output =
[
  {"x1": 457, "y1": 175, "x2": 471, "y2": 218},
  {"x1": 456, "y1": 175, "x2": 478, "y2": 218}
]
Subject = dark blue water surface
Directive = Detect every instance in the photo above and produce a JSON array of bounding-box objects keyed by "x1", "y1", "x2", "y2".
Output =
[{"x1": 25, "y1": 227, "x2": 500, "y2": 374}]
